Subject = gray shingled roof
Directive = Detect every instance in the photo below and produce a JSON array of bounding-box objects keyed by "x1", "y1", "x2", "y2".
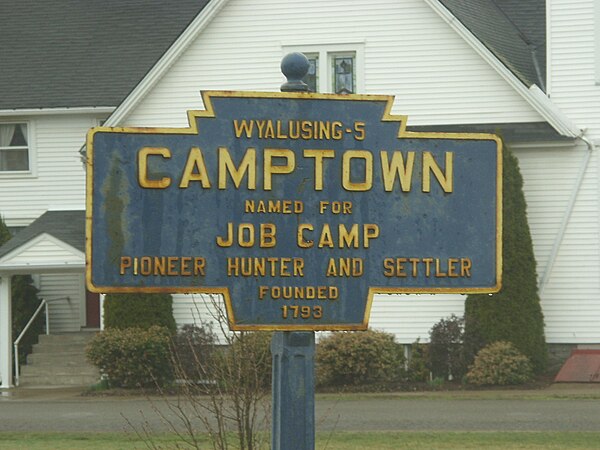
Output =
[
  {"x1": 2, "y1": 1, "x2": 545, "y2": 111},
  {"x1": 0, "y1": 0, "x2": 209, "y2": 110},
  {"x1": 0, "y1": 211, "x2": 85, "y2": 260},
  {"x1": 439, "y1": 0, "x2": 546, "y2": 89}
]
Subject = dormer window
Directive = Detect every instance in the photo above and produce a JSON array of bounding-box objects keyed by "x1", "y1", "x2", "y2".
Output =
[
  {"x1": 300, "y1": 52, "x2": 357, "y2": 94},
  {"x1": 332, "y1": 55, "x2": 355, "y2": 94},
  {"x1": 0, "y1": 123, "x2": 29, "y2": 171},
  {"x1": 305, "y1": 54, "x2": 319, "y2": 92},
  {"x1": 284, "y1": 43, "x2": 363, "y2": 94}
]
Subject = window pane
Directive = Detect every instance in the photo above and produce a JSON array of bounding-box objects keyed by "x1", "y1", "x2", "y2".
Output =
[
  {"x1": 0, "y1": 124, "x2": 16, "y2": 147},
  {"x1": 0, "y1": 149, "x2": 29, "y2": 171},
  {"x1": 0, "y1": 123, "x2": 28, "y2": 147},
  {"x1": 333, "y1": 56, "x2": 355, "y2": 94},
  {"x1": 303, "y1": 55, "x2": 319, "y2": 92},
  {"x1": 0, "y1": 123, "x2": 29, "y2": 171},
  {"x1": 11, "y1": 124, "x2": 28, "y2": 146}
]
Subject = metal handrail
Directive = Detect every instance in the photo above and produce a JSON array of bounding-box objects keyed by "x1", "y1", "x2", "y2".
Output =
[{"x1": 13, "y1": 296, "x2": 70, "y2": 386}]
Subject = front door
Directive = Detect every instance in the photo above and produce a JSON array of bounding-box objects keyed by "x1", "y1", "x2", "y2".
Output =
[{"x1": 85, "y1": 290, "x2": 100, "y2": 328}]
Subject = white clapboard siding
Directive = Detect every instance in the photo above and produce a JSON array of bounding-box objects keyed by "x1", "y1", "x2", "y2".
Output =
[
  {"x1": 369, "y1": 294, "x2": 464, "y2": 343},
  {"x1": 125, "y1": 0, "x2": 542, "y2": 128},
  {"x1": 122, "y1": 0, "x2": 600, "y2": 344},
  {"x1": 548, "y1": 0, "x2": 600, "y2": 341},
  {"x1": 516, "y1": 143, "x2": 600, "y2": 343},
  {"x1": 39, "y1": 273, "x2": 85, "y2": 333},
  {"x1": 0, "y1": 114, "x2": 99, "y2": 227},
  {"x1": 172, "y1": 294, "x2": 231, "y2": 344},
  {"x1": 548, "y1": 0, "x2": 600, "y2": 135},
  {"x1": 0, "y1": 234, "x2": 83, "y2": 268},
  {"x1": 516, "y1": 145, "x2": 589, "y2": 279}
]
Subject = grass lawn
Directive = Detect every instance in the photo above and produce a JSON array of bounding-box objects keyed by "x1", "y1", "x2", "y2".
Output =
[{"x1": 2, "y1": 431, "x2": 600, "y2": 449}]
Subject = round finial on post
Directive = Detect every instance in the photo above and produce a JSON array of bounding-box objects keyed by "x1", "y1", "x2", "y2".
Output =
[{"x1": 280, "y1": 52, "x2": 310, "y2": 92}]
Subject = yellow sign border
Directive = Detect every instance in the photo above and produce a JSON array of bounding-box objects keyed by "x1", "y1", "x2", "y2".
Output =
[{"x1": 86, "y1": 90, "x2": 502, "y2": 331}]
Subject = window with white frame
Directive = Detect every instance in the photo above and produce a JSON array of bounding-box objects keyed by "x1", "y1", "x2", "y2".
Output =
[
  {"x1": 331, "y1": 54, "x2": 356, "y2": 94},
  {"x1": 304, "y1": 53, "x2": 319, "y2": 92},
  {"x1": 0, "y1": 123, "x2": 30, "y2": 171},
  {"x1": 284, "y1": 44, "x2": 363, "y2": 94}
]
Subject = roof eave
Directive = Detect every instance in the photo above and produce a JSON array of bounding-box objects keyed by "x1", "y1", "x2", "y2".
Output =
[
  {"x1": 425, "y1": 0, "x2": 581, "y2": 138},
  {"x1": 103, "y1": 0, "x2": 230, "y2": 127},
  {"x1": 0, "y1": 106, "x2": 115, "y2": 117},
  {"x1": 0, "y1": 263, "x2": 85, "y2": 275}
]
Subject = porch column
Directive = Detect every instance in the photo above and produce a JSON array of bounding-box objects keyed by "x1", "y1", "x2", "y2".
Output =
[{"x1": 0, "y1": 275, "x2": 12, "y2": 388}]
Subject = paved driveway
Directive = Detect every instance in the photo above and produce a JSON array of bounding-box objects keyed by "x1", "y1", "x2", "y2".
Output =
[{"x1": 0, "y1": 385, "x2": 599, "y2": 433}]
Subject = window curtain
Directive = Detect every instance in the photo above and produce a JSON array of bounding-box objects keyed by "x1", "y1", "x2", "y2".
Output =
[{"x1": 0, "y1": 124, "x2": 16, "y2": 147}]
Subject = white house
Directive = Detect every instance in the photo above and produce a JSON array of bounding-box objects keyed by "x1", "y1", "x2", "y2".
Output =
[{"x1": 1, "y1": 0, "x2": 599, "y2": 387}]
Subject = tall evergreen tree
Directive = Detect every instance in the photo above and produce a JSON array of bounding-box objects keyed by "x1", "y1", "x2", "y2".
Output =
[
  {"x1": 103, "y1": 292, "x2": 176, "y2": 333},
  {"x1": 464, "y1": 147, "x2": 547, "y2": 373}
]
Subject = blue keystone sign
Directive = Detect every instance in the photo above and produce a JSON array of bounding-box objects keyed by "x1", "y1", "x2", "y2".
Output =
[{"x1": 86, "y1": 91, "x2": 502, "y2": 331}]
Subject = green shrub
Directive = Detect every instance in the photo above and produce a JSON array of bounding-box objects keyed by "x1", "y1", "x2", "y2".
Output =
[
  {"x1": 407, "y1": 339, "x2": 430, "y2": 382},
  {"x1": 166, "y1": 328, "x2": 271, "y2": 450},
  {"x1": 464, "y1": 147, "x2": 547, "y2": 373},
  {"x1": 0, "y1": 215, "x2": 10, "y2": 243},
  {"x1": 429, "y1": 314, "x2": 466, "y2": 381},
  {"x1": 466, "y1": 341, "x2": 533, "y2": 386},
  {"x1": 172, "y1": 328, "x2": 272, "y2": 393},
  {"x1": 171, "y1": 324, "x2": 217, "y2": 381},
  {"x1": 103, "y1": 293, "x2": 176, "y2": 332},
  {"x1": 0, "y1": 215, "x2": 42, "y2": 365},
  {"x1": 12, "y1": 275, "x2": 43, "y2": 364},
  {"x1": 86, "y1": 326, "x2": 173, "y2": 388},
  {"x1": 316, "y1": 329, "x2": 404, "y2": 387}
]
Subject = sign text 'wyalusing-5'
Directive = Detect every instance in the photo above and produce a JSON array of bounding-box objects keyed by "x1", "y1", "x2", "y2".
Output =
[{"x1": 86, "y1": 91, "x2": 502, "y2": 330}]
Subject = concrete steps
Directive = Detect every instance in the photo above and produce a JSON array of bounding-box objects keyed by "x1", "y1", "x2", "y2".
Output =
[{"x1": 18, "y1": 332, "x2": 100, "y2": 387}]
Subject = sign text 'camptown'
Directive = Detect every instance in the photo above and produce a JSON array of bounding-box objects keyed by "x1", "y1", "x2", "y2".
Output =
[{"x1": 86, "y1": 91, "x2": 502, "y2": 330}]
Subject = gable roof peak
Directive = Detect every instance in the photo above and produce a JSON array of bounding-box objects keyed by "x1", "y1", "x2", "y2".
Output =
[{"x1": 438, "y1": 0, "x2": 546, "y2": 90}]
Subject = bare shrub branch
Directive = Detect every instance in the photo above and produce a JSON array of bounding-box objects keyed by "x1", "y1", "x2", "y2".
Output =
[{"x1": 131, "y1": 294, "x2": 271, "y2": 449}]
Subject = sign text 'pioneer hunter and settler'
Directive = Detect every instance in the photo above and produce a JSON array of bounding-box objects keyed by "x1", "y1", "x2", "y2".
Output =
[{"x1": 86, "y1": 91, "x2": 502, "y2": 330}]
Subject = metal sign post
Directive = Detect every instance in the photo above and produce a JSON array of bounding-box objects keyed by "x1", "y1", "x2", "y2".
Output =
[
  {"x1": 86, "y1": 52, "x2": 502, "y2": 450},
  {"x1": 271, "y1": 331, "x2": 315, "y2": 450},
  {"x1": 271, "y1": 53, "x2": 316, "y2": 450}
]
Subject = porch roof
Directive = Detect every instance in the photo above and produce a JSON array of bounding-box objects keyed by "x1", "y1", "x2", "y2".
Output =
[{"x1": 0, "y1": 211, "x2": 85, "y2": 273}]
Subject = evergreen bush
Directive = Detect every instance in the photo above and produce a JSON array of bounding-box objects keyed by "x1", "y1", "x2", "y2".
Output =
[
  {"x1": 316, "y1": 329, "x2": 404, "y2": 387},
  {"x1": 0, "y1": 215, "x2": 10, "y2": 243},
  {"x1": 464, "y1": 148, "x2": 547, "y2": 373},
  {"x1": 0, "y1": 215, "x2": 42, "y2": 364},
  {"x1": 86, "y1": 326, "x2": 173, "y2": 388},
  {"x1": 466, "y1": 341, "x2": 533, "y2": 386},
  {"x1": 429, "y1": 314, "x2": 466, "y2": 381},
  {"x1": 407, "y1": 339, "x2": 430, "y2": 382},
  {"x1": 11, "y1": 275, "x2": 43, "y2": 364},
  {"x1": 103, "y1": 292, "x2": 176, "y2": 332}
]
